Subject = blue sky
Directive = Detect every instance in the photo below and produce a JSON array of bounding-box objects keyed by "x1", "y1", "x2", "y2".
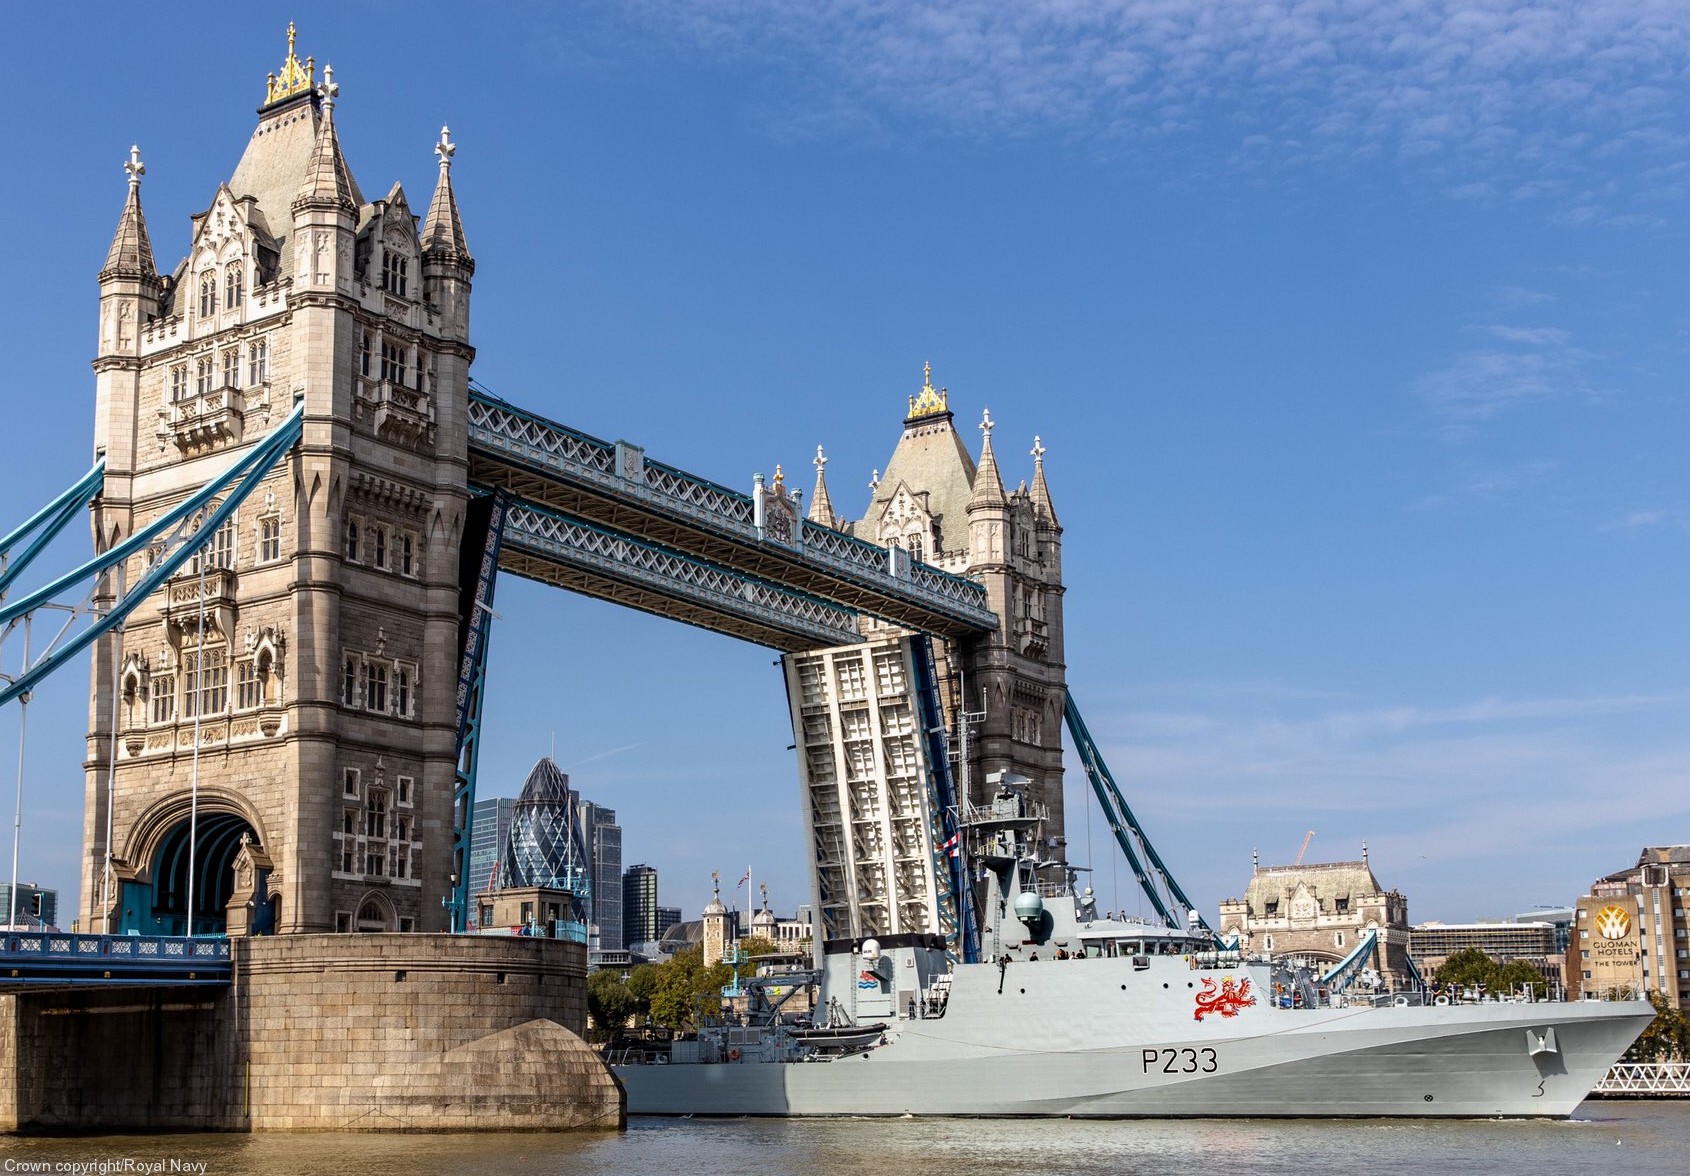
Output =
[{"x1": 2, "y1": 1, "x2": 1687, "y2": 927}]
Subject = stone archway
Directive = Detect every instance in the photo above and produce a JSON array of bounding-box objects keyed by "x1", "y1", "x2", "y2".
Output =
[{"x1": 120, "y1": 811, "x2": 258, "y2": 935}]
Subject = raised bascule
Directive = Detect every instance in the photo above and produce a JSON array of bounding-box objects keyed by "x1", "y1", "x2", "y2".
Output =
[{"x1": 0, "y1": 29, "x2": 1217, "y2": 1130}]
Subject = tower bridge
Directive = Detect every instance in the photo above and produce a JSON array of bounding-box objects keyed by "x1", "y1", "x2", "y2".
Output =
[
  {"x1": 0, "y1": 28, "x2": 1201, "y2": 974},
  {"x1": 0, "y1": 26, "x2": 1230, "y2": 1134}
]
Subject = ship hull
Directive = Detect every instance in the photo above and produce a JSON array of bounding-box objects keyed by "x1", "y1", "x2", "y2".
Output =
[{"x1": 618, "y1": 958, "x2": 1652, "y2": 1118}]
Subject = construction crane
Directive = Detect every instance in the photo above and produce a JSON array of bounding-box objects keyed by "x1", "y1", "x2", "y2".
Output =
[{"x1": 1294, "y1": 830, "x2": 1316, "y2": 866}]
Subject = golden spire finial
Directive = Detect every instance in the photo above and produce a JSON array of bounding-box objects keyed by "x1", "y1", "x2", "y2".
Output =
[
  {"x1": 773, "y1": 464, "x2": 786, "y2": 491},
  {"x1": 908, "y1": 360, "x2": 949, "y2": 419},
  {"x1": 265, "y1": 22, "x2": 317, "y2": 107}
]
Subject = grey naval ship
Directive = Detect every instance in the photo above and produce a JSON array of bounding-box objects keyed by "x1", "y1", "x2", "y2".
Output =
[{"x1": 614, "y1": 780, "x2": 1650, "y2": 1118}]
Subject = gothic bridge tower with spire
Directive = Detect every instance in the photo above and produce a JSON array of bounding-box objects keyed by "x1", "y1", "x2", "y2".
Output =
[
  {"x1": 85, "y1": 27, "x2": 476, "y2": 935},
  {"x1": 809, "y1": 364, "x2": 1068, "y2": 840}
]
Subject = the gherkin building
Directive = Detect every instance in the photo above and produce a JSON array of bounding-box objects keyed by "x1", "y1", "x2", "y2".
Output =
[{"x1": 500, "y1": 758, "x2": 590, "y2": 907}]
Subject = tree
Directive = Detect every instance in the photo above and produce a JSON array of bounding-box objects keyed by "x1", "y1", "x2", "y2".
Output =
[
  {"x1": 1627, "y1": 989, "x2": 1690, "y2": 1062},
  {"x1": 624, "y1": 962, "x2": 661, "y2": 1010},
  {"x1": 1433, "y1": 948, "x2": 1496, "y2": 992},
  {"x1": 1430, "y1": 949, "x2": 1546, "y2": 1000},
  {"x1": 586, "y1": 969, "x2": 640, "y2": 1043},
  {"x1": 648, "y1": 946, "x2": 733, "y2": 1031},
  {"x1": 1493, "y1": 960, "x2": 1547, "y2": 1000}
]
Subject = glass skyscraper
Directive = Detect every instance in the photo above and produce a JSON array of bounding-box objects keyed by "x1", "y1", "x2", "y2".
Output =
[
  {"x1": 503, "y1": 758, "x2": 590, "y2": 895},
  {"x1": 580, "y1": 802, "x2": 623, "y2": 951},
  {"x1": 468, "y1": 796, "x2": 516, "y2": 910},
  {"x1": 623, "y1": 863, "x2": 659, "y2": 947}
]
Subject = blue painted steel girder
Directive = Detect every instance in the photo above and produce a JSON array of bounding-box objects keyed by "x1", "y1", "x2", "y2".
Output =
[
  {"x1": 0, "y1": 932, "x2": 231, "y2": 991},
  {"x1": 492, "y1": 494, "x2": 863, "y2": 651},
  {"x1": 466, "y1": 390, "x2": 999, "y2": 639}
]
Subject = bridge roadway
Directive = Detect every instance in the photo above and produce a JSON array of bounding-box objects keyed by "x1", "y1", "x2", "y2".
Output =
[
  {"x1": 467, "y1": 388, "x2": 1000, "y2": 650},
  {"x1": 0, "y1": 932, "x2": 230, "y2": 994}
]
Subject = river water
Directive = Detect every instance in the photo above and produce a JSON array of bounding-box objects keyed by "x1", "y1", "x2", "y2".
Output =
[{"x1": 2, "y1": 1102, "x2": 1685, "y2": 1176}]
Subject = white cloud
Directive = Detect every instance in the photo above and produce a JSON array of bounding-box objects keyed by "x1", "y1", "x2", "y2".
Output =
[
  {"x1": 608, "y1": 1, "x2": 1690, "y2": 211},
  {"x1": 1598, "y1": 507, "x2": 1689, "y2": 532},
  {"x1": 1073, "y1": 683, "x2": 1690, "y2": 916},
  {"x1": 1478, "y1": 324, "x2": 1572, "y2": 346},
  {"x1": 1411, "y1": 347, "x2": 1587, "y2": 438},
  {"x1": 1491, "y1": 285, "x2": 1556, "y2": 308}
]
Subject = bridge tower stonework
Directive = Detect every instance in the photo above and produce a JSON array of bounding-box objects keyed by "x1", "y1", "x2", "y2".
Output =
[
  {"x1": 816, "y1": 367, "x2": 1068, "y2": 837},
  {"x1": 84, "y1": 31, "x2": 475, "y2": 935}
]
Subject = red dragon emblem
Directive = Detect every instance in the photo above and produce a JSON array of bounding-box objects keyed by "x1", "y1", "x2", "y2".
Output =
[{"x1": 1193, "y1": 975, "x2": 1256, "y2": 1022}]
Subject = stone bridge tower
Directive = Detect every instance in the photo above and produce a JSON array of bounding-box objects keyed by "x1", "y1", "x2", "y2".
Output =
[
  {"x1": 84, "y1": 28, "x2": 475, "y2": 934},
  {"x1": 813, "y1": 365, "x2": 1068, "y2": 845}
]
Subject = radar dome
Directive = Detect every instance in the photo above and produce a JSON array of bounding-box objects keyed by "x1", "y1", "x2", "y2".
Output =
[
  {"x1": 1013, "y1": 891, "x2": 1044, "y2": 923},
  {"x1": 861, "y1": 938, "x2": 881, "y2": 960}
]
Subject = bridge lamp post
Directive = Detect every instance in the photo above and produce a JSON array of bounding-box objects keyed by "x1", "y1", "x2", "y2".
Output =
[{"x1": 442, "y1": 871, "x2": 463, "y2": 933}]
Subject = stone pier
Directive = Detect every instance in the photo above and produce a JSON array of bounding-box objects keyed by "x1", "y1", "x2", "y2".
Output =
[{"x1": 0, "y1": 934, "x2": 623, "y2": 1133}]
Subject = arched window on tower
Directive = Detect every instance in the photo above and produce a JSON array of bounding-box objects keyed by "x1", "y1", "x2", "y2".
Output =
[
  {"x1": 380, "y1": 249, "x2": 409, "y2": 297},
  {"x1": 356, "y1": 897, "x2": 390, "y2": 931},
  {"x1": 198, "y1": 271, "x2": 217, "y2": 318},
  {"x1": 907, "y1": 534, "x2": 924, "y2": 563},
  {"x1": 224, "y1": 262, "x2": 243, "y2": 310}
]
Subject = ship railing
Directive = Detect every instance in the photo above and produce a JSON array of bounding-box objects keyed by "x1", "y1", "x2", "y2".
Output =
[
  {"x1": 1078, "y1": 914, "x2": 1172, "y2": 930},
  {"x1": 957, "y1": 799, "x2": 1048, "y2": 827}
]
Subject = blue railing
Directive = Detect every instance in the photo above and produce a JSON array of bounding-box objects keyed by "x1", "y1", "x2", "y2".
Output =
[{"x1": 0, "y1": 933, "x2": 232, "y2": 985}]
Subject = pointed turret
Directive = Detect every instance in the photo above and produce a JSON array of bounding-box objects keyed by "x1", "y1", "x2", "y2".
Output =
[
  {"x1": 422, "y1": 126, "x2": 472, "y2": 266},
  {"x1": 702, "y1": 872, "x2": 731, "y2": 966},
  {"x1": 293, "y1": 65, "x2": 356, "y2": 216},
  {"x1": 1029, "y1": 435, "x2": 1061, "y2": 529},
  {"x1": 100, "y1": 146, "x2": 158, "y2": 282},
  {"x1": 421, "y1": 126, "x2": 474, "y2": 341},
  {"x1": 968, "y1": 408, "x2": 1007, "y2": 510},
  {"x1": 808, "y1": 445, "x2": 838, "y2": 527}
]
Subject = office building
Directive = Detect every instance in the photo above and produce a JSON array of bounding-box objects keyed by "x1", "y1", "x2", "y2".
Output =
[
  {"x1": 623, "y1": 863, "x2": 660, "y2": 948},
  {"x1": 1570, "y1": 846, "x2": 1690, "y2": 1008},
  {"x1": 468, "y1": 797, "x2": 516, "y2": 905},
  {"x1": 0, "y1": 884, "x2": 58, "y2": 930},
  {"x1": 580, "y1": 801, "x2": 623, "y2": 952}
]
